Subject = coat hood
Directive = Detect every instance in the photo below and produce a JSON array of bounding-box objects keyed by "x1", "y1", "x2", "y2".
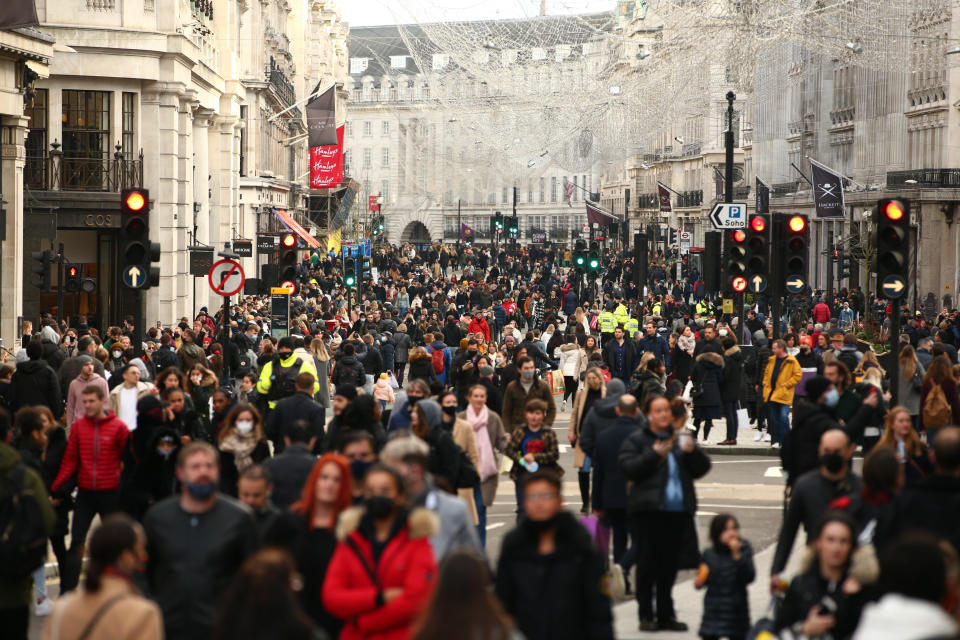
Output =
[
  {"x1": 16, "y1": 359, "x2": 51, "y2": 375},
  {"x1": 559, "y1": 343, "x2": 580, "y2": 353},
  {"x1": 40, "y1": 325, "x2": 60, "y2": 344},
  {"x1": 0, "y1": 441, "x2": 21, "y2": 474},
  {"x1": 336, "y1": 505, "x2": 439, "y2": 541},
  {"x1": 724, "y1": 345, "x2": 741, "y2": 358},
  {"x1": 696, "y1": 351, "x2": 724, "y2": 367},
  {"x1": 417, "y1": 399, "x2": 443, "y2": 430}
]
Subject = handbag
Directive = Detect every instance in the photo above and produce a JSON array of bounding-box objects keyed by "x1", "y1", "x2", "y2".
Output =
[
  {"x1": 737, "y1": 406, "x2": 751, "y2": 432},
  {"x1": 580, "y1": 515, "x2": 610, "y2": 556},
  {"x1": 387, "y1": 373, "x2": 400, "y2": 390},
  {"x1": 682, "y1": 380, "x2": 694, "y2": 402}
]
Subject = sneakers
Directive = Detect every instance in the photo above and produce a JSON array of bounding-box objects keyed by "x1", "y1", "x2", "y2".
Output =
[
  {"x1": 763, "y1": 432, "x2": 772, "y2": 442},
  {"x1": 35, "y1": 597, "x2": 53, "y2": 616},
  {"x1": 753, "y1": 431, "x2": 763, "y2": 442},
  {"x1": 561, "y1": 400, "x2": 567, "y2": 412},
  {"x1": 609, "y1": 564, "x2": 626, "y2": 600}
]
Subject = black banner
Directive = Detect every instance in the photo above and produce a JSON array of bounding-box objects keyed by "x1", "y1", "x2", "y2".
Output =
[
  {"x1": 257, "y1": 236, "x2": 275, "y2": 254},
  {"x1": 233, "y1": 240, "x2": 253, "y2": 257},
  {"x1": 0, "y1": 0, "x2": 38, "y2": 30},
  {"x1": 810, "y1": 161, "x2": 845, "y2": 218},
  {"x1": 306, "y1": 86, "x2": 337, "y2": 148},
  {"x1": 189, "y1": 249, "x2": 214, "y2": 277},
  {"x1": 755, "y1": 177, "x2": 770, "y2": 214}
]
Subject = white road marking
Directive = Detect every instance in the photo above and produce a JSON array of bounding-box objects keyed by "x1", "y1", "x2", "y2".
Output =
[
  {"x1": 709, "y1": 458, "x2": 780, "y2": 464},
  {"x1": 558, "y1": 444, "x2": 570, "y2": 454},
  {"x1": 699, "y1": 503, "x2": 783, "y2": 510},
  {"x1": 696, "y1": 511, "x2": 718, "y2": 517},
  {"x1": 486, "y1": 522, "x2": 506, "y2": 531},
  {"x1": 764, "y1": 466, "x2": 783, "y2": 478}
]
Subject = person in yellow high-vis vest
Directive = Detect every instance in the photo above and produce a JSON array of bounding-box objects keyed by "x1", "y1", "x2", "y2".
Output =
[
  {"x1": 613, "y1": 302, "x2": 629, "y2": 327},
  {"x1": 599, "y1": 309, "x2": 617, "y2": 347}
]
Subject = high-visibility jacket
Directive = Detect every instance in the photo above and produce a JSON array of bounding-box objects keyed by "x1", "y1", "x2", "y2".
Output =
[
  {"x1": 625, "y1": 317, "x2": 640, "y2": 336},
  {"x1": 613, "y1": 304, "x2": 629, "y2": 326},
  {"x1": 257, "y1": 352, "x2": 320, "y2": 409},
  {"x1": 651, "y1": 303, "x2": 662, "y2": 317},
  {"x1": 696, "y1": 301, "x2": 708, "y2": 316},
  {"x1": 599, "y1": 312, "x2": 617, "y2": 333}
]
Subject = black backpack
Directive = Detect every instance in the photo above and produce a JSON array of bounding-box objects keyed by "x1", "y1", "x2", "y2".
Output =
[
  {"x1": 336, "y1": 361, "x2": 363, "y2": 388},
  {"x1": 268, "y1": 357, "x2": 302, "y2": 401},
  {"x1": 0, "y1": 464, "x2": 48, "y2": 579}
]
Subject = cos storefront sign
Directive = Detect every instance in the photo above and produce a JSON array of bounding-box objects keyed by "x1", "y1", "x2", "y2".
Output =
[{"x1": 58, "y1": 213, "x2": 121, "y2": 229}]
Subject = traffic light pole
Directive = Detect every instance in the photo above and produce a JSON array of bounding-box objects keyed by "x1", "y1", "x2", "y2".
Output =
[
  {"x1": 724, "y1": 91, "x2": 746, "y2": 344},
  {"x1": 889, "y1": 302, "x2": 901, "y2": 406},
  {"x1": 56, "y1": 243, "x2": 64, "y2": 328}
]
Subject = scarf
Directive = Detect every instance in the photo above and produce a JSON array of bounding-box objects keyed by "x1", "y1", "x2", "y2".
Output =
[
  {"x1": 678, "y1": 334, "x2": 696, "y2": 355},
  {"x1": 466, "y1": 404, "x2": 498, "y2": 481},
  {"x1": 219, "y1": 431, "x2": 258, "y2": 473}
]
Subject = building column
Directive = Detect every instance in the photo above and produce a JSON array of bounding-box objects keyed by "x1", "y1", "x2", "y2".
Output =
[
  {"x1": 1, "y1": 115, "x2": 27, "y2": 346},
  {"x1": 174, "y1": 95, "x2": 195, "y2": 320}
]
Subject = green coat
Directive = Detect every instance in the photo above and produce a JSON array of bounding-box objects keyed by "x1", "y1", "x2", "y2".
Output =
[{"x1": 0, "y1": 441, "x2": 55, "y2": 609}]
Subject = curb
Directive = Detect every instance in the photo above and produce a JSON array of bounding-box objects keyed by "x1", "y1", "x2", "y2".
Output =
[{"x1": 701, "y1": 445, "x2": 779, "y2": 457}]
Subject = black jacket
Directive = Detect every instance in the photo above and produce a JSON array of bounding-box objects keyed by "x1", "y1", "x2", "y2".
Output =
[
  {"x1": 592, "y1": 416, "x2": 642, "y2": 511},
  {"x1": 361, "y1": 345, "x2": 383, "y2": 378},
  {"x1": 720, "y1": 346, "x2": 743, "y2": 404},
  {"x1": 690, "y1": 352, "x2": 725, "y2": 409},
  {"x1": 882, "y1": 475, "x2": 960, "y2": 556},
  {"x1": 577, "y1": 386, "x2": 624, "y2": 459},
  {"x1": 775, "y1": 561, "x2": 868, "y2": 638},
  {"x1": 618, "y1": 426, "x2": 711, "y2": 514},
  {"x1": 698, "y1": 542, "x2": 756, "y2": 638},
  {"x1": 771, "y1": 468, "x2": 861, "y2": 574},
  {"x1": 123, "y1": 424, "x2": 181, "y2": 519},
  {"x1": 263, "y1": 444, "x2": 316, "y2": 510},
  {"x1": 144, "y1": 495, "x2": 260, "y2": 640},
  {"x1": 331, "y1": 355, "x2": 365, "y2": 387},
  {"x1": 266, "y1": 392, "x2": 326, "y2": 453},
  {"x1": 495, "y1": 511, "x2": 614, "y2": 640},
  {"x1": 781, "y1": 400, "x2": 873, "y2": 485},
  {"x1": 218, "y1": 440, "x2": 271, "y2": 497},
  {"x1": 477, "y1": 377, "x2": 503, "y2": 415},
  {"x1": 11, "y1": 359, "x2": 62, "y2": 415}
]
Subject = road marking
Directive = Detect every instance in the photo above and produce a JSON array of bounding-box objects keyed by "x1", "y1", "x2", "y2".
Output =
[
  {"x1": 709, "y1": 458, "x2": 781, "y2": 464},
  {"x1": 696, "y1": 511, "x2": 718, "y2": 517},
  {"x1": 558, "y1": 444, "x2": 570, "y2": 454},
  {"x1": 764, "y1": 466, "x2": 783, "y2": 478},
  {"x1": 486, "y1": 522, "x2": 506, "y2": 531},
  {"x1": 699, "y1": 503, "x2": 783, "y2": 510}
]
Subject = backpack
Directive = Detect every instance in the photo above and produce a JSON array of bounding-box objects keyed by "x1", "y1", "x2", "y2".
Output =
[
  {"x1": 0, "y1": 464, "x2": 48, "y2": 579},
  {"x1": 923, "y1": 384, "x2": 953, "y2": 429},
  {"x1": 335, "y1": 361, "x2": 363, "y2": 388},
  {"x1": 268, "y1": 357, "x2": 302, "y2": 401},
  {"x1": 431, "y1": 348, "x2": 445, "y2": 375}
]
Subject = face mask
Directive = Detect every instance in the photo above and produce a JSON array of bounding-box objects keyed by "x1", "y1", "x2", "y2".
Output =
[
  {"x1": 191, "y1": 376, "x2": 202, "y2": 385},
  {"x1": 156, "y1": 447, "x2": 174, "y2": 460},
  {"x1": 185, "y1": 481, "x2": 215, "y2": 500},
  {"x1": 235, "y1": 420, "x2": 254, "y2": 435},
  {"x1": 365, "y1": 495, "x2": 395, "y2": 520},
  {"x1": 718, "y1": 329, "x2": 728, "y2": 337},
  {"x1": 521, "y1": 370, "x2": 535, "y2": 380},
  {"x1": 824, "y1": 388, "x2": 840, "y2": 408},
  {"x1": 442, "y1": 405, "x2": 458, "y2": 416},
  {"x1": 525, "y1": 514, "x2": 559, "y2": 534},
  {"x1": 112, "y1": 351, "x2": 122, "y2": 359},
  {"x1": 349, "y1": 459, "x2": 374, "y2": 482},
  {"x1": 819, "y1": 452, "x2": 845, "y2": 474}
]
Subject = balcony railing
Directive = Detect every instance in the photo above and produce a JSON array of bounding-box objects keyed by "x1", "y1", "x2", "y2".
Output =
[
  {"x1": 676, "y1": 190, "x2": 703, "y2": 208},
  {"x1": 268, "y1": 58, "x2": 296, "y2": 108},
  {"x1": 26, "y1": 145, "x2": 143, "y2": 192},
  {"x1": 887, "y1": 169, "x2": 960, "y2": 189},
  {"x1": 771, "y1": 181, "x2": 802, "y2": 197}
]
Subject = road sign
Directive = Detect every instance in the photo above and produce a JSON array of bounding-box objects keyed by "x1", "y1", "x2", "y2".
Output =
[
  {"x1": 709, "y1": 202, "x2": 748, "y2": 229},
  {"x1": 271, "y1": 288, "x2": 290, "y2": 338},
  {"x1": 785, "y1": 276, "x2": 806, "y2": 294},
  {"x1": 208, "y1": 258, "x2": 245, "y2": 297},
  {"x1": 881, "y1": 275, "x2": 907, "y2": 299},
  {"x1": 748, "y1": 274, "x2": 767, "y2": 293},
  {"x1": 679, "y1": 239, "x2": 690, "y2": 254},
  {"x1": 722, "y1": 298, "x2": 734, "y2": 314},
  {"x1": 731, "y1": 276, "x2": 747, "y2": 292},
  {"x1": 368, "y1": 195, "x2": 380, "y2": 211},
  {"x1": 122, "y1": 265, "x2": 146, "y2": 288},
  {"x1": 679, "y1": 231, "x2": 691, "y2": 241}
]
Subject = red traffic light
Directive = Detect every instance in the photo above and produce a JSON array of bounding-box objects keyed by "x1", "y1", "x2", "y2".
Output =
[
  {"x1": 750, "y1": 216, "x2": 766, "y2": 232},
  {"x1": 731, "y1": 276, "x2": 747, "y2": 292},
  {"x1": 67, "y1": 266, "x2": 78, "y2": 277},
  {"x1": 125, "y1": 191, "x2": 146, "y2": 212},
  {"x1": 884, "y1": 200, "x2": 905, "y2": 221},
  {"x1": 731, "y1": 230, "x2": 746, "y2": 243},
  {"x1": 281, "y1": 233, "x2": 297, "y2": 248},
  {"x1": 788, "y1": 216, "x2": 806, "y2": 233}
]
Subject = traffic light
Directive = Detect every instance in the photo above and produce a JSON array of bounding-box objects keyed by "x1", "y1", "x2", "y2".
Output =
[
  {"x1": 492, "y1": 212, "x2": 503, "y2": 237},
  {"x1": 31, "y1": 249, "x2": 52, "y2": 291},
  {"x1": 744, "y1": 214, "x2": 769, "y2": 293},
  {"x1": 778, "y1": 214, "x2": 809, "y2": 295},
  {"x1": 280, "y1": 233, "x2": 298, "y2": 293},
  {"x1": 343, "y1": 256, "x2": 357, "y2": 287},
  {"x1": 360, "y1": 255, "x2": 372, "y2": 280},
  {"x1": 120, "y1": 188, "x2": 159, "y2": 289},
  {"x1": 876, "y1": 198, "x2": 910, "y2": 299},
  {"x1": 668, "y1": 227, "x2": 677, "y2": 245},
  {"x1": 574, "y1": 251, "x2": 586, "y2": 269},
  {"x1": 372, "y1": 215, "x2": 385, "y2": 237},
  {"x1": 838, "y1": 252, "x2": 852, "y2": 279},
  {"x1": 64, "y1": 264, "x2": 81, "y2": 293},
  {"x1": 507, "y1": 216, "x2": 519, "y2": 239},
  {"x1": 587, "y1": 252, "x2": 600, "y2": 274},
  {"x1": 724, "y1": 228, "x2": 748, "y2": 293}
]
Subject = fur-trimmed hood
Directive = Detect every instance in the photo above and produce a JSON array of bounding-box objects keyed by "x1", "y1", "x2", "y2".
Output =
[
  {"x1": 335, "y1": 505, "x2": 439, "y2": 541},
  {"x1": 695, "y1": 351, "x2": 724, "y2": 367},
  {"x1": 797, "y1": 543, "x2": 879, "y2": 587},
  {"x1": 724, "y1": 345, "x2": 741, "y2": 357}
]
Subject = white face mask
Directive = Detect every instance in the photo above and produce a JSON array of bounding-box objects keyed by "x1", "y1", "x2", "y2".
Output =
[
  {"x1": 191, "y1": 376, "x2": 202, "y2": 385},
  {"x1": 235, "y1": 420, "x2": 254, "y2": 435},
  {"x1": 112, "y1": 351, "x2": 122, "y2": 359},
  {"x1": 718, "y1": 329, "x2": 728, "y2": 337}
]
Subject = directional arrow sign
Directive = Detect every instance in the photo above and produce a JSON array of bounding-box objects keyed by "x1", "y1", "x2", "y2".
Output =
[
  {"x1": 748, "y1": 274, "x2": 767, "y2": 293},
  {"x1": 785, "y1": 276, "x2": 806, "y2": 294},
  {"x1": 709, "y1": 202, "x2": 748, "y2": 229},
  {"x1": 881, "y1": 275, "x2": 907, "y2": 299},
  {"x1": 122, "y1": 265, "x2": 145, "y2": 289}
]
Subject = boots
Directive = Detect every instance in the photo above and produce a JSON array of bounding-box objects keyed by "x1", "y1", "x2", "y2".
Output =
[{"x1": 578, "y1": 472, "x2": 590, "y2": 514}]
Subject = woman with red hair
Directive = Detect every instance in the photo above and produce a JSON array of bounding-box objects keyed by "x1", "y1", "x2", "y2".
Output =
[{"x1": 265, "y1": 453, "x2": 352, "y2": 638}]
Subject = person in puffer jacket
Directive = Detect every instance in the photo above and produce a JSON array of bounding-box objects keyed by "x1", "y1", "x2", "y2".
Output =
[{"x1": 51, "y1": 383, "x2": 129, "y2": 594}]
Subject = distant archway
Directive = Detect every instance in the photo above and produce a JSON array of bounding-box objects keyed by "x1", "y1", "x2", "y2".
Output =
[{"x1": 400, "y1": 220, "x2": 431, "y2": 244}]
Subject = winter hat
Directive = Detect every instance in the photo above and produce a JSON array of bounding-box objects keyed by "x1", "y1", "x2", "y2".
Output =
[
  {"x1": 416, "y1": 399, "x2": 443, "y2": 430},
  {"x1": 379, "y1": 373, "x2": 389, "y2": 380},
  {"x1": 334, "y1": 383, "x2": 358, "y2": 401},
  {"x1": 25, "y1": 341, "x2": 42, "y2": 360},
  {"x1": 607, "y1": 378, "x2": 626, "y2": 400},
  {"x1": 805, "y1": 376, "x2": 831, "y2": 402}
]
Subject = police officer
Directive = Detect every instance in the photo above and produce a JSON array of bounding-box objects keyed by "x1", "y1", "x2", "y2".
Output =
[
  {"x1": 256, "y1": 336, "x2": 319, "y2": 411},
  {"x1": 613, "y1": 298, "x2": 629, "y2": 328},
  {"x1": 599, "y1": 303, "x2": 617, "y2": 348},
  {"x1": 625, "y1": 315, "x2": 640, "y2": 338}
]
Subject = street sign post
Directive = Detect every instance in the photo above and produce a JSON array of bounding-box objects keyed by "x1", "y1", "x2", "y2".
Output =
[
  {"x1": 270, "y1": 287, "x2": 290, "y2": 339},
  {"x1": 785, "y1": 276, "x2": 806, "y2": 294},
  {"x1": 208, "y1": 258, "x2": 246, "y2": 297},
  {"x1": 747, "y1": 274, "x2": 767, "y2": 293},
  {"x1": 679, "y1": 230, "x2": 691, "y2": 254},
  {"x1": 881, "y1": 275, "x2": 907, "y2": 299},
  {"x1": 709, "y1": 202, "x2": 748, "y2": 229}
]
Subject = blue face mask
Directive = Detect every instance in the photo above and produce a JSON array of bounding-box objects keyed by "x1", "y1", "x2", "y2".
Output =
[
  {"x1": 824, "y1": 388, "x2": 840, "y2": 408},
  {"x1": 185, "y1": 481, "x2": 215, "y2": 500},
  {"x1": 350, "y1": 459, "x2": 374, "y2": 482}
]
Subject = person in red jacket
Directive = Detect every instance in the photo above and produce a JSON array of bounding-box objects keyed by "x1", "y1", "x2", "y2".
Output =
[
  {"x1": 468, "y1": 313, "x2": 491, "y2": 342},
  {"x1": 323, "y1": 464, "x2": 437, "y2": 640},
  {"x1": 812, "y1": 298, "x2": 832, "y2": 324},
  {"x1": 51, "y1": 383, "x2": 129, "y2": 593}
]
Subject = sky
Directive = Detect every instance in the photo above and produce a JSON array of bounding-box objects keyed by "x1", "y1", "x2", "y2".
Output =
[{"x1": 341, "y1": 0, "x2": 616, "y2": 27}]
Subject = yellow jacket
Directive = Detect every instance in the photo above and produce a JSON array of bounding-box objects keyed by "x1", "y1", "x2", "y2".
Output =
[
  {"x1": 599, "y1": 312, "x2": 616, "y2": 333},
  {"x1": 257, "y1": 352, "x2": 320, "y2": 409},
  {"x1": 761, "y1": 354, "x2": 803, "y2": 406},
  {"x1": 613, "y1": 304, "x2": 629, "y2": 326}
]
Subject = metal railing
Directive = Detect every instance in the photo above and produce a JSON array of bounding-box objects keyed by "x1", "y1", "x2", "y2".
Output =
[
  {"x1": 887, "y1": 169, "x2": 960, "y2": 189},
  {"x1": 25, "y1": 147, "x2": 143, "y2": 192},
  {"x1": 676, "y1": 190, "x2": 703, "y2": 208}
]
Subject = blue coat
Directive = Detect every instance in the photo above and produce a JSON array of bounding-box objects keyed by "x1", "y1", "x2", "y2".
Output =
[
  {"x1": 637, "y1": 334, "x2": 671, "y2": 370},
  {"x1": 563, "y1": 290, "x2": 579, "y2": 316},
  {"x1": 592, "y1": 416, "x2": 642, "y2": 511}
]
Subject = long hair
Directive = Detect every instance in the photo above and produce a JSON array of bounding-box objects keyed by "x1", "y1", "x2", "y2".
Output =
[
  {"x1": 899, "y1": 344, "x2": 918, "y2": 381},
  {"x1": 213, "y1": 549, "x2": 315, "y2": 640},
  {"x1": 290, "y1": 454, "x2": 352, "y2": 530},
  {"x1": 310, "y1": 337, "x2": 330, "y2": 362},
  {"x1": 156, "y1": 366, "x2": 188, "y2": 393},
  {"x1": 218, "y1": 403, "x2": 264, "y2": 443},
  {"x1": 85, "y1": 515, "x2": 138, "y2": 593},
  {"x1": 412, "y1": 551, "x2": 516, "y2": 640},
  {"x1": 877, "y1": 405, "x2": 927, "y2": 459},
  {"x1": 925, "y1": 354, "x2": 953, "y2": 386}
]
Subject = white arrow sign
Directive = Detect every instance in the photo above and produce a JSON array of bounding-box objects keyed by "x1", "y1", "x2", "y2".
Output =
[{"x1": 709, "y1": 202, "x2": 748, "y2": 229}]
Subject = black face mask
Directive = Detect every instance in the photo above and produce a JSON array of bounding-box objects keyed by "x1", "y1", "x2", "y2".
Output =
[
  {"x1": 407, "y1": 395, "x2": 421, "y2": 407},
  {"x1": 525, "y1": 514, "x2": 560, "y2": 534},
  {"x1": 365, "y1": 495, "x2": 395, "y2": 520},
  {"x1": 819, "y1": 452, "x2": 845, "y2": 474},
  {"x1": 441, "y1": 405, "x2": 458, "y2": 417}
]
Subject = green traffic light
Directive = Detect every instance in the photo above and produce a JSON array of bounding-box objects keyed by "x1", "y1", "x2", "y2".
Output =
[
  {"x1": 345, "y1": 275, "x2": 356, "y2": 286},
  {"x1": 589, "y1": 259, "x2": 600, "y2": 269},
  {"x1": 575, "y1": 256, "x2": 585, "y2": 266}
]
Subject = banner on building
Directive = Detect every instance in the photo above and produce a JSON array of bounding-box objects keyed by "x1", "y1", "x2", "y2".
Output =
[
  {"x1": 530, "y1": 229, "x2": 547, "y2": 244},
  {"x1": 306, "y1": 85, "x2": 337, "y2": 148},
  {"x1": 0, "y1": 0, "x2": 38, "y2": 30},
  {"x1": 586, "y1": 200, "x2": 616, "y2": 227},
  {"x1": 563, "y1": 179, "x2": 574, "y2": 207},
  {"x1": 325, "y1": 229, "x2": 342, "y2": 256},
  {"x1": 461, "y1": 223, "x2": 474, "y2": 243},
  {"x1": 756, "y1": 177, "x2": 770, "y2": 214},
  {"x1": 810, "y1": 159, "x2": 845, "y2": 218},
  {"x1": 713, "y1": 167, "x2": 724, "y2": 200},
  {"x1": 657, "y1": 182, "x2": 672, "y2": 213},
  {"x1": 309, "y1": 125, "x2": 344, "y2": 189}
]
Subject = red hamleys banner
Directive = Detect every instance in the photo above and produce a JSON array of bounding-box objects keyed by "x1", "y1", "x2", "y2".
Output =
[{"x1": 309, "y1": 125, "x2": 344, "y2": 189}]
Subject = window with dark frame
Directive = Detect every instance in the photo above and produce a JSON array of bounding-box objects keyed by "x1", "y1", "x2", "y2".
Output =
[
  {"x1": 61, "y1": 90, "x2": 111, "y2": 190},
  {"x1": 24, "y1": 88, "x2": 47, "y2": 189},
  {"x1": 122, "y1": 92, "x2": 135, "y2": 161}
]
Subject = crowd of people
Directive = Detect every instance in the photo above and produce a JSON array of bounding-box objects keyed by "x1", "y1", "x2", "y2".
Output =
[{"x1": 1, "y1": 240, "x2": 960, "y2": 640}]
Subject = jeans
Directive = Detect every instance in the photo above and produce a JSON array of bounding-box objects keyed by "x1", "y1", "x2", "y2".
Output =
[
  {"x1": 474, "y1": 484, "x2": 487, "y2": 547},
  {"x1": 633, "y1": 511, "x2": 687, "y2": 622},
  {"x1": 768, "y1": 401, "x2": 791, "y2": 445},
  {"x1": 33, "y1": 564, "x2": 47, "y2": 601},
  {"x1": 724, "y1": 401, "x2": 740, "y2": 441},
  {"x1": 62, "y1": 490, "x2": 120, "y2": 593}
]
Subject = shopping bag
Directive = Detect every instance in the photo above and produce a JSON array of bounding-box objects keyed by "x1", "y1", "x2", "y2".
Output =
[
  {"x1": 551, "y1": 371, "x2": 565, "y2": 396},
  {"x1": 580, "y1": 515, "x2": 610, "y2": 556},
  {"x1": 737, "y1": 406, "x2": 751, "y2": 432},
  {"x1": 387, "y1": 373, "x2": 399, "y2": 390},
  {"x1": 682, "y1": 380, "x2": 694, "y2": 402},
  {"x1": 498, "y1": 454, "x2": 513, "y2": 476}
]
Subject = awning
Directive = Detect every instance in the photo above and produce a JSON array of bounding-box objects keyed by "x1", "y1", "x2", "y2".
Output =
[{"x1": 273, "y1": 208, "x2": 322, "y2": 249}]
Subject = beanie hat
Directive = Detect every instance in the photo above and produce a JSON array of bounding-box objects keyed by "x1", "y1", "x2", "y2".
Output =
[
  {"x1": 334, "y1": 383, "x2": 358, "y2": 401},
  {"x1": 805, "y1": 376, "x2": 831, "y2": 402}
]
